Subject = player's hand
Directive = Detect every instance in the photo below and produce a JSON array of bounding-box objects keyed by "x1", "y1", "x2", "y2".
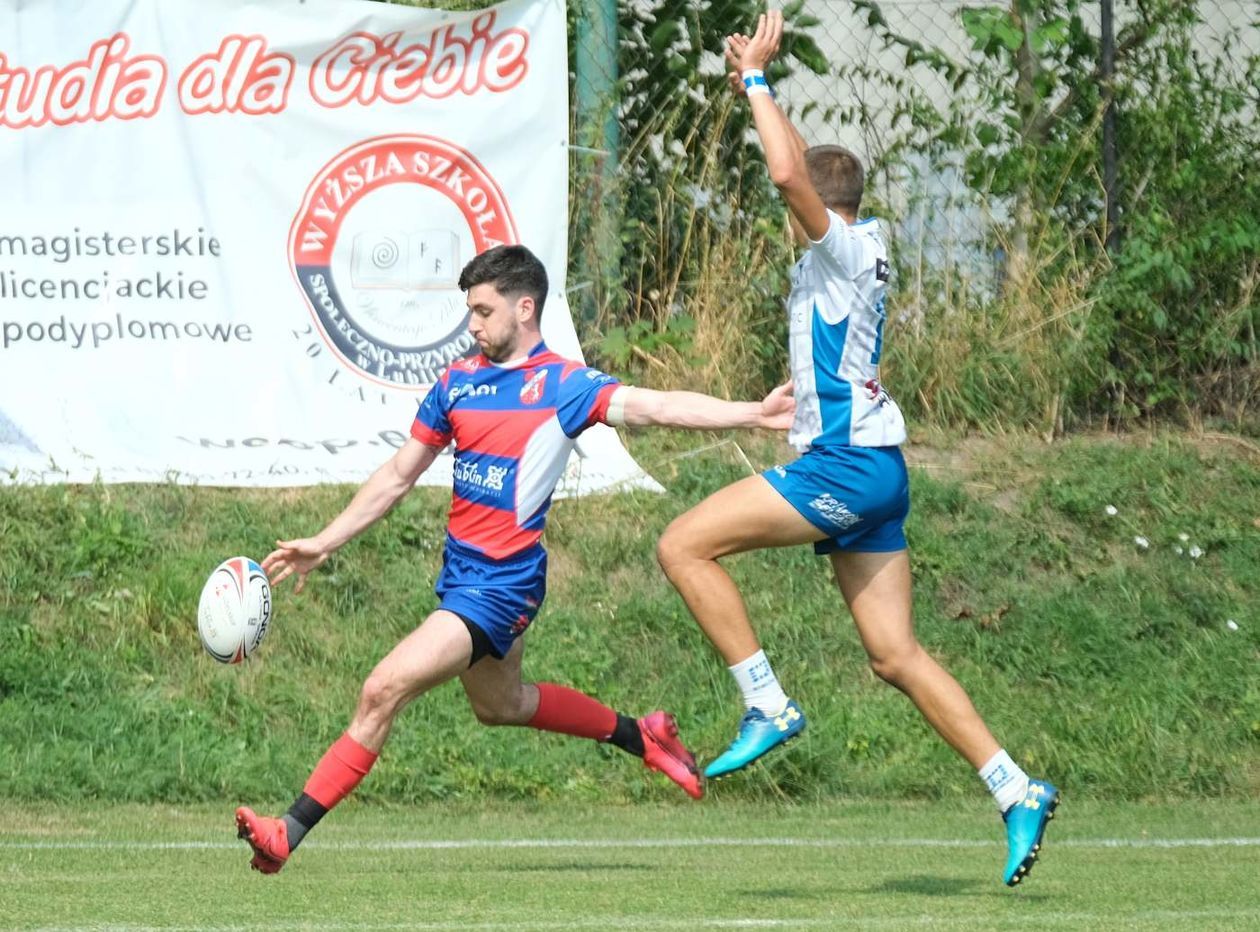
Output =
[
  {"x1": 262, "y1": 537, "x2": 330, "y2": 594},
  {"x1": 724, "y1": 34, "x2": 751, "y2": 96},
  {"x1": 738, "y1": 11, "x2": 783, "y2": 73},
  {"x1": 759, "y1": 379, "x2": 796, "y2": 430}
]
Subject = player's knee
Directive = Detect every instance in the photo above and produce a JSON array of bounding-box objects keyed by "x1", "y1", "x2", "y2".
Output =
[
  {"x1": 656, "y1": 522, "x2": 698, "y2": 574},
  {"x1": 358, "y1": 670, "x2": 407, "y2": 718},
  {"x1": 655, "y1": 532, "x2": 680, "y2": 575},
  {"x1": 868, "y1": 645, "x2": 922, "y2": 688}
]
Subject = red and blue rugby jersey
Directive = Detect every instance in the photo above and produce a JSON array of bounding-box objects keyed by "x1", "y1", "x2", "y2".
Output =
[{"x1": 410, "y1": 342, "x2": 621, "y2": 560}]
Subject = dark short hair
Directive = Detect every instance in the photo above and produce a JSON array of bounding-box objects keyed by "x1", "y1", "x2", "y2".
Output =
[
  {"x1": 458, "y1": 245, "x2": 548, "y2": 322},
  {"x1": 804, "y1": 145, "x2": 864, "y2": 214}
]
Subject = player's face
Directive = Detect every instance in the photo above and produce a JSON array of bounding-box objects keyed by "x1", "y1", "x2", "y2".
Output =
[{"x1": 466, "y1": 283, "x2": 530, "y2": 362}]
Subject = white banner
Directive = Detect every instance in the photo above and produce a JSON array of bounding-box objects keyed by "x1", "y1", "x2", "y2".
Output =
[{"x1": 0, "y1": 0, "x2": 659, "y2": 495}]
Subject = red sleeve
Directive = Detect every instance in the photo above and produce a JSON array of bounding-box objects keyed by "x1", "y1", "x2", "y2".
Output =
[
  {"x1": 586, "y1": 382, "x2": 621, "y2": 427},
  {"x1": 410, "y1": 419, "x2": 450, "y2": 448}
]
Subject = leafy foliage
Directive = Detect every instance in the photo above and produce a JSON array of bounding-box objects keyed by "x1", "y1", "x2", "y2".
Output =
[
  {"x1": 1092, "y1": 17, "x2": 1260, "y2": 420},
  {"x1": 837, "y1": 0, "x2": 1258, "y2": 429}
]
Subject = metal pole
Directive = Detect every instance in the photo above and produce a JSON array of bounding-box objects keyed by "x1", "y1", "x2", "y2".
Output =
[
  {"x1": 1101, "y1": 0, "x2": 1118, "y2": 251},
  {"x1": 575, "y1": 0, "x2": 620, "y2": 158},
  {"x1": 573, "y1": 0, "x2": 622, "y2": 319}
]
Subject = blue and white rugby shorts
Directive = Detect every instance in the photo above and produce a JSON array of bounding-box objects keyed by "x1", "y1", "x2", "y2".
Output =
[{"x1": 763, "y1": 445, "x2": 910, "y2": 554}]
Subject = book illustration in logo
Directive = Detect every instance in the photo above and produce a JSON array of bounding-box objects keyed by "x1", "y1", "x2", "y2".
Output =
[{"x1": 350, "y1": 230, "x2": 459, "y2": 291}]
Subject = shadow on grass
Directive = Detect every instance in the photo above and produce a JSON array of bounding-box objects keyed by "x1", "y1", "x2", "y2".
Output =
[
  {"x1": 738, "y1": 888, "x2": 819, "y2": 901},
  {"x1": 513, "y1": 861, "x2": 655, "y2": 873},
  {"x1": 870, "y1": 875, "x2": 986, "y2": 897}
]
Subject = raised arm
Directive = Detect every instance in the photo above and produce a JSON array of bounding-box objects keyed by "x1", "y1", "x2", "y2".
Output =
[
  {"x1": 724, "y1": 32, "x2": 808, "y2": 157},
  {"x1": 730, "y1": 12, "x2": 830, "y2": 241},
  {"x1": 262, "y1": 437, "x2": 440, "y2": 592},
  {"x1": 605, "y1": 381, "x2": 794, "y2": 431}
]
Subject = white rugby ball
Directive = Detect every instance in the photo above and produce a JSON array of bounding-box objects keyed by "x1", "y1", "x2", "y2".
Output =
[{"x1": 197, "y1": 556, "x2": 272, "y2": 664}]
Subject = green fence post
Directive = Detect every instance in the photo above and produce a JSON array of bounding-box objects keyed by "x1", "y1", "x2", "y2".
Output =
[{"x1": 573, "y1": 0, "x2": 622, "y2": 321}]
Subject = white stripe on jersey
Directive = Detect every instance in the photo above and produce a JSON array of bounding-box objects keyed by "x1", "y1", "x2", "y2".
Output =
[
  {"x1": 516, "y1": 418, "x2": 574, "y2": 525},
  {"x1": 786, "y1": 211, "x2": 906, "y2": 452}
]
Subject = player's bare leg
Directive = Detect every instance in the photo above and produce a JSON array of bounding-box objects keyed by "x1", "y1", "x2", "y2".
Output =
[
  {"x1": 831, "y1": 549, "x2": 1059, "y2": 885},
  {"x1": 657, "y1": 475, "x2": 823, "y2": 777},
  {"x1": 347, "y1": 610, "x2": 475, "y2": 751},
  {"x1": 830, "y1": 550, "x2": 998, "y2": 765},
  {"x1": 460, "y1": 638, "x2": 703, "y2": 798},
  {"x1": 236, "y1": 610, "x2": 473, "y2": 874},
  {"x1": 658, "y1": 474, "x2": 824, "y2": 662}
]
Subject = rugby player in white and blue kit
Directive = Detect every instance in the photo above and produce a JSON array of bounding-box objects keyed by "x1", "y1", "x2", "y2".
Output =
[{"x1": 655, "y1": 11, "x2": 1059, "y2": 886}]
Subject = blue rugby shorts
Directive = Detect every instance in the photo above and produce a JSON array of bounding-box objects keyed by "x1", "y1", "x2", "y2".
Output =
[
  {"x1": 763, "y1": 445, "x2": 910, "y2": 555},
  {"x1": 435, "y1": 537, "x2": 547, "y2": 659}
]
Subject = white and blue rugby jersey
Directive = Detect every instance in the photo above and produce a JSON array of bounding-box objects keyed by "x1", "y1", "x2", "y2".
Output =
[{"x1": 786, "y1": 210, "x2": 907, "y2": 452}]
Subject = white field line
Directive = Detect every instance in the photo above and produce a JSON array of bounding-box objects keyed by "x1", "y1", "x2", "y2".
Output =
[
  {"x1": 2, "y1": 835, "x2": 1260, "y2": 851},
  {"x1": 22, "y1": 909, "x2": 1260, "y2": 932}
]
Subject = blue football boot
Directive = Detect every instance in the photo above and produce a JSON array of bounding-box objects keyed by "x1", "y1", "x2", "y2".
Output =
[
  {"x1": 704, "y1": 699, "x2": 806, "y2": 779},
  {"x1": 1002, "y1": 779, "x2": 1060, "y2": 886}
]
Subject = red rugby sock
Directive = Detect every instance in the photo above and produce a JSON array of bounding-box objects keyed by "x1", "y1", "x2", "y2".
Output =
[
  {"x1": 527, "y1": 683, "x2": 618, "y2": 741},
  {"x1": 302, "y1": 732, "x2": 379, "y2": 809}
]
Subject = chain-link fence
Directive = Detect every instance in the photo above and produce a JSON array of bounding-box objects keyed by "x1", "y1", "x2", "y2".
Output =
[
  {"x1": 572, "y1": 0, "x2": 1257, "y2": 284},
  {"x1": 563, "y1": 0, "x2": 1258, "y2": 425},
  {"x1": 772, "y1": 0, "x2": 1257, "y2": 293}
]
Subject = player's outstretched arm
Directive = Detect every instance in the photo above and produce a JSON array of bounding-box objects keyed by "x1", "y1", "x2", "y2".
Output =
[
  {"x1": 606, "y1": 381, "x2": 794, "y2": 431},
  {"x1": 733, "y1": 12, "x2": 829, "y2": 240},
  {"x1": 262, "y1": 438, "x2": 440, "y2": 592}
]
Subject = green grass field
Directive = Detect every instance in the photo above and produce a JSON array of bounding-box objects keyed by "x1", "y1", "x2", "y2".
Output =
[
  {"x1": 5, "y1": 799, "x2": 1259, "y2": 930},
  {"x1": 3, "y1": 432, "x2": 1258, "y2": 929},
  {"x1": 3, "y1": 432, "x2": 1258, "y2": 806}
]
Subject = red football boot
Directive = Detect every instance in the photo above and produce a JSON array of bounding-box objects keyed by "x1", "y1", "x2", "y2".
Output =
[
  {"x1": 235, "y1": 806, "x2": 290, "y2": 874},
  {"x1": 638, "y1": 711, "x2": 704, "y2": 799}
]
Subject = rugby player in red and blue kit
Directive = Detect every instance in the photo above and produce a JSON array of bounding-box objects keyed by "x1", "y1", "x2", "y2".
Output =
[{"x1": 235, "y1": 245, "x2": 795, "y2": 874}]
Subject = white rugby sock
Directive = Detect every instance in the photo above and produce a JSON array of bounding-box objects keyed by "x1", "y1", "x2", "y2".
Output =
[
  {"x1": 729, "y1": 650, "x2": 790, "y2": 716},
  {"x1": 979, "y1": 749, "x2": 1030, "y2": 812}
]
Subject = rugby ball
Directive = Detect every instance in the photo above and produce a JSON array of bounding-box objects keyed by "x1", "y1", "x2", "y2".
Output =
[{"x1": 197, "y1": 557, "x2": 272, "y2": 664}]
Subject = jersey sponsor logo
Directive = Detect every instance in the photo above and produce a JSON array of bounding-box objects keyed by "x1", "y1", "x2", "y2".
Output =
[
  {"x1": 808, "y1": 493, "x2": 860, "y2": 530},
  {"x1": 449, "y1": 382, "x2": 497, "y2": 403},
  {"x1": 288, "y1": 134, "x2": 518, "y2": 395},
  {"x1": 519, "y1": 369, "x2": 546, "y2": 404},
  {"x1": 875, "y1": 258, "x2": 890, "y2": 282},
  {"x1": 452, "y1": 455, "x2": 509, "y2": 493}
]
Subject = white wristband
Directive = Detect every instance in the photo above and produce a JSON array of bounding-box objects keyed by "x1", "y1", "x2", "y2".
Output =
[{"x1": 741, "y1": 69, "x2": 772, "y2": 98}]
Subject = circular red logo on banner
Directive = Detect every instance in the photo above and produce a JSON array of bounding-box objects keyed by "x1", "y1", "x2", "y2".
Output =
[{"x1": 288, "y1": 134, "x2": 517, "y2": 388}]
